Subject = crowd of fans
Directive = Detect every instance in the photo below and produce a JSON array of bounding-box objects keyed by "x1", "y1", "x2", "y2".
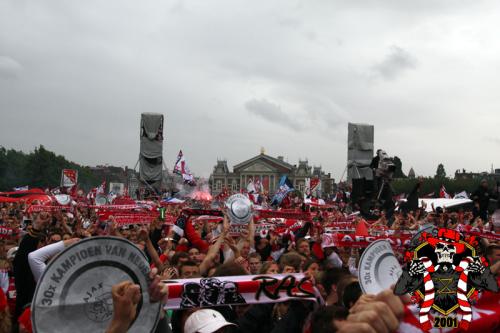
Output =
[{"x1": 0, "y1": 181, "x2": 499, "y2": 333}]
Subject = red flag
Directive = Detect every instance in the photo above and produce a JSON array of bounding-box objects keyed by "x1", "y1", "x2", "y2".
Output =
[
  {"x1": 61, "y1": 169, "x2": 77, "y2": 186},
  {"x1": 173, "y1": 150, "x2": 195, "y2": 185},
  {"x1": 262, "y1": 176, "x2": 269, "y2": 192},
  {"x1": 355, "y1": 219, "x2": 369, "y2": 237},
  {"x1": 439, "y1": 185, "x2": 451, "y2": 198}
]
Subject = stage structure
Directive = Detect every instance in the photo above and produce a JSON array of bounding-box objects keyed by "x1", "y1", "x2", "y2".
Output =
[
  {"x1": 347, "y1": 123, "x2": 374, "y2": 205},
  {"x1": 136, "y1": 113, "x2": 165, "y2": 195},
  {"x1": 347, "y1": 122, "x2": 374, "y2": 182}
]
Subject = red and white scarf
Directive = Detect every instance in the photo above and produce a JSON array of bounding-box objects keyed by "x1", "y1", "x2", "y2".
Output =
[{"x1": 162, "y1": 274, "x2": 319, "y2": 310}]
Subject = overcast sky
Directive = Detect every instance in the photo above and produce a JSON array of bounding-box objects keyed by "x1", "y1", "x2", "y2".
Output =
[{"x1": 1, "y1": 0, "x2": 500, "y2": 180}]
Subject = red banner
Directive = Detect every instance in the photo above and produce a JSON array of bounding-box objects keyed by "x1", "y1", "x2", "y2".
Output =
[
  {"x1": 327, "y1": 233, "x2": 413, "y2": 248},
  {"x1": 465, "y1": 231, "x2": 500, "y2": 242},
  {"x1": 0, "y1": 196, "x2": 20, "y2": 203},
  {"x1": 97, "y1": 212, "x2": 160, "y2": 226},
  {"x1": 91, "y1": 204, "x2": 151, "y2": 211},
  {"x1": 323, "y1": 221, "x2": 355, "y2": 228},
  {"x1": 27, "y1": 205, "x2": 67, "y2": 213},
  {"x1": 0, "y1": 188, "x2": 45, "y2": 197},
  {"x1": 183, "y1": 209, "x2": 224, "y2": 217},
  {"x1": 256, "y1": 210, "x2": 312, "y2": 221},
  {"x1": 164, "y1": 215, "x2": 177, "y2": 225},
  {"x1": 229, "y1": 223, "x2": 277, "y2": 237},
  {"x1": 193, "y1": 216, "x2": 223, "y2": 224},
  {"x1": 0, "y1": 227, "x2": 14, "y2": 239}
]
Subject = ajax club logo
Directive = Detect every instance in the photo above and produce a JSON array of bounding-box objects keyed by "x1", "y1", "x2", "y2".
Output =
[
  {"x1": 395, "y1": 228, "x2": 498, "y2": 331},
  {"x1": 83, "y1": 282, "x2": 114, "y2": 323}
]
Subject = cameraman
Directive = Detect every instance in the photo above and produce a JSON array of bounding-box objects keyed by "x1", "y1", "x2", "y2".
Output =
[
  {"x1": 471, "y1": 179, "x2": 497, "y2": 221},
  {"x1": 370, "y1": 149, "x2": 384, "y2": 196}
]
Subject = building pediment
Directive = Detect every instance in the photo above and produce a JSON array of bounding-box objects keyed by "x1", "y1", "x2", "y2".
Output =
[
  {"x1": 234, "y1": 154, "x2": 294, "y2": 173},
  {"x1": 241, "y1": 162, "x2": 275, "y2": 173}
]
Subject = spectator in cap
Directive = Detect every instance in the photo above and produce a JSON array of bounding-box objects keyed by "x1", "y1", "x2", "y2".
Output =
[
  {"x1": 184, "y1": 309, "x2": 236, "y2": 333},
  {"x1": 6, "y1": 247, "x2": 18, "y2": 262}
]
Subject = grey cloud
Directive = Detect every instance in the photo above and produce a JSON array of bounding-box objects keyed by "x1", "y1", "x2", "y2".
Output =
[
  {"x1": 0, "y1": 56, "x2": 22, "y2": 79},
  {"x1": 304, "y1": 98, "x2": 347, "y2": 130},
  {"x1": 373, "y1": 46, "x2": 417, "y2": 80},
  {"x1": 0, "y1": 1, "x2": 499, "y2": 179},
  {"x1": 487, "y1": 137, "x2": 500, "y2": 145},
  {"x1": 304, "y1": 31, "x2": 317, "y2": 41},
  {"x1": 245, "y1": 98, "x2": 303, "y2": 131},
  {"x1": 170, "y1": 0, "x2": 185, "y2": 13},
  {"x1": 278, "y1": 17, "x2": 302, "y2": 28}
]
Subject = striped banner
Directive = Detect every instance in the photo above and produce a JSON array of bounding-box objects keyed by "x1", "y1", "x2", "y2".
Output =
[{"x1": 162, "y1": 274, "x2": 319, "y2": 310}]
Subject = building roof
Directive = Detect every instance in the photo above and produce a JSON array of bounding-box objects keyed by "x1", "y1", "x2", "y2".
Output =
[
  {"x1": 233, "y1": 153, "x2": 294, "y2": 173},
  {"x1": 212, "y1": 160, "x2": 230, "y2": 174},
  {"x1": 408, "y1": 167, "x2": 415, "y2": 178}
]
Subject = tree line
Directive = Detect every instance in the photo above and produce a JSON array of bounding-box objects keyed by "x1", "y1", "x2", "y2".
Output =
[
  {"x1": 1, "y1": 146, "x2": 496, "y2": 196},
  {"x1": 0, "y1": 145, "x2": 99, "y2": 191},
  {"x1": 391, "y1": 162, "x2": 498, "y2": 195}
]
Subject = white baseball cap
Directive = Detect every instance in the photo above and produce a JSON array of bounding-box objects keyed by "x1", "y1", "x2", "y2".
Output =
[
  {"x1": 184, "y1": 309, "x2": 236, "y2": 333},
  {"x1": 7, "y1": 247, "x2": 18, "y2": 260}
]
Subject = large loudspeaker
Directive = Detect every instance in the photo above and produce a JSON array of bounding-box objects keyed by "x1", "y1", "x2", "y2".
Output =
[
  {"x1": 347, "y1": 123, "x2": 374, "y2": 182},
  {"x1": 139, "y1": 113, "x2": 164, "y2": 192}
]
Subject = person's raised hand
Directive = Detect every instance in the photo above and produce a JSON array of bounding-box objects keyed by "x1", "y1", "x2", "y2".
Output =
[
  {"x1": 35, "y1": 212, "x2": 51, "y2": 230},
  {"x1": 158, "y1": 238, "x2": 168, "y2": 249},
  {"x1": 234, "y1": 256, "x2": 246, "y2": 266},
  {"x1": 148, "y1": 267, "x2": 169, "y2": 304},
  {"x1": 341, "y1": 288, "x2": 406, "y2": 333},
  {"x1": 167, "y1": 227, "x2": 175, "y2": 238},
  {"x1": 224, "y1": 235, "x2": 236, "y2": 249},
  {"x1": 138, "y1": 227, "x2": 149, "y2": 242},
  {"x1": 106, "y1": 281, "x2": 141, "y2": 333},
  {"x1": 303, "y1": 270, "x2": 317, "y2": 286},
  {"x1": 374, "y1": 289, "x2": 405, "y2": 321},
  {"x1": 347, "y1": 302, "x2": 398, "y2": 333},
  {"x1": 161, "y1": 266, "x2": 178, "y2": 280},
  {"x1": 241, "y1": 229, "x2": 249, "y2": 238},
  {"x1": 63, "y1": 238, "x2": 80, "y2": 247},
  {"x1": 222, "y1": 213, "x2": 230, "y2": 235}
]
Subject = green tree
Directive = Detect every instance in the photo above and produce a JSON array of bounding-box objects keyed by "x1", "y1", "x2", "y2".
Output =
[
  {"x1": 391, "y1": 177, "x2": 482, "y2": 196},
  {"x1": 0, "y1": 145, "x2": 100, "y2": 191},
  {"x1": 0, "y1": 147, "x2": 29, "y2": 190},
  {"x1": 393, "y1": 156, "x2": 406, "y2": 178},
  {"x1": 435, "y1": 163, "x2": 447, "y2": 179},
  {"x1": 24, "y1": 145, "x2": 63, "y2": 187}
]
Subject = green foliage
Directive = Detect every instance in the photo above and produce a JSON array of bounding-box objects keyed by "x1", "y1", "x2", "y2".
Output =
[
  {"x1": 435, "y1": 163, "x2": 447, "y2": 179},
  {"x1": 391, "y1": 177, "x2": 490, "y2": 196},
  {"x1": 393, "y1": 156, "x2": 406, "y2": 178},
  {"x1": 0, "y1": 145, "x2": 99, "y2": 191}
]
